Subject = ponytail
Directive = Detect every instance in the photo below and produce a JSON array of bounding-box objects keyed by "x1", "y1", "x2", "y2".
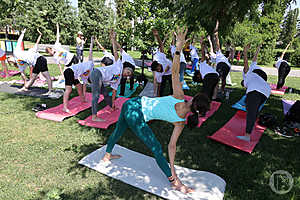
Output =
[{"x1": 187, "y1": 93, "x2": 210, "y2": 129}]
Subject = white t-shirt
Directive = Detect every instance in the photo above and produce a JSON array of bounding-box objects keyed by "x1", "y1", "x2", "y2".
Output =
[
  {"x1": 76, "y1": 37, "x2": 84, "y2": 50},
  {"x1": 121, "y1": 51, "x2": 135, "y2": 67},
  {"x1": 275, "y1": 58, "x2": 288, "y2": 69},
  {"x1": 242, "y1": 61, "x2": 271, "y2": 98},
  {"x1": 100, "y1": 50, "x2": 115, "y2": 63},
  {"x1": 53, "y1": 42, "x2": 74, "y2": 65},
  {"x1": 0, "y1": 48, "x2": 5, "y2": 57},
  {"x1": 70, "y1": 60, "x2": 94, "y2": 84},
  {"x1": 95, "y1": 59, "x2": 123, "y2": 90},
  {"x1": 189, "y1": 45, "x2": 199, "y2": 60},
  {"x1": 199, "y1": 60, "x2": 219, "y2": 78},
  {"x1": 210, "y1": 52, "x2": 217, "y2": 64},
  {"x1": 216, "y1": 50, "x2": 231, "y2": 68},
  {"x1": 170, "y1": 45, "x2": 186, "y2": 64},
  {"x1": 14, "y1": 44, "x2": 41, "y2": 72},
  {"x1": 154, "y1": 58, "x2": 173, "y2": 83}
]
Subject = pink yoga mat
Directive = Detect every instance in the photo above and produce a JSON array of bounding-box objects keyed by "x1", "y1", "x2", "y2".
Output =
[
  {"x1": 0, "y1": 70, "x2": 20, "y2": 78},
  {"x1": 184, "y1": 95, "x2": 221, "y2": 127},
  {"x1": 208, "y1": 110, "x2": 266, "y2": 153},
  {"x1": 282, "y1": 99, "x2": 295, "y2": 115},
  {"x1": 78, "y1": 97, "x2": 129, "y2": 129},
  {"x1": 186, "y1": 64, "x2": 192, "y2": 69},
  {"x1": 36, "y1": 93, "x2": 103, "y2": 122},
  {"x1": 270, "y1": 83, "x2": 288, "y2": 95}
]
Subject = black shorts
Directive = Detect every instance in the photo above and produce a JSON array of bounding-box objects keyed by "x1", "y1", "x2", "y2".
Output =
[
  {"x1": 203, "y1": 73, "x2": 219, "y2": 100},
  {"x1": 64, "y1": 68, "x2": 80, "y2": 86},
  {"x1": 216, "y1": 62, "x2": 230, "y2": 80},
  {"x1": 66, "y1": 55, "x2": 79, "y2": 67},
  {"x1": 32, "y1": 56, "x2": 48, "y2": 74}
]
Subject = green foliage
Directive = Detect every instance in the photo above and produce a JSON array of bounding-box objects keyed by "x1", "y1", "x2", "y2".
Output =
[
  {"x1": 279, "y1": 8, "x2": 299, "y2": 48},
  {"x1": 78, "y1": 0, "x2": 115, "y2": 48},
  {"x1": 290, "y1": 47, "x2": 300, "y2": 66}
]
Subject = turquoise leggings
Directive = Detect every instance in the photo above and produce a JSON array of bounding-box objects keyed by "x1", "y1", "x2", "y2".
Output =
[{"x1": 106, "y1": 97, "x2": 172, "y2": 178}]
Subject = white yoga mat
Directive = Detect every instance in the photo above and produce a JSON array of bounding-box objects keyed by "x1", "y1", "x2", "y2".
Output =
[
  {"x1": 139, "y1": 82, "x2": 157, "y2": 97},
  {"x1": 79, "y1": 144, "x2": 226, "y2": 200}
]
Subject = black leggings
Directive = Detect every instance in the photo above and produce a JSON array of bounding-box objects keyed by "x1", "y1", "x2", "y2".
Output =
[
  {"x1": 66, "y1": 55, "x2": 79, "y2": 67},
  {"x1": 246, "y1": 91, "x2": 267, "y2": 134},
  {"x1": 203, "y1": 73, "x2": 219, "y2": 100},
  {"x1": 160, "y1": 74, "x2": 173, "y2": 97},
  {"x1": 277, "y1": 62, "x2": 290, "y2": 89}
]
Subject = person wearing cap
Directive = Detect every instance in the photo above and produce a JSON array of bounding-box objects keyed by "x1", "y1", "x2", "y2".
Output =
[
  {"x1": 151, "y1": 29, "x2": 173, "y2": 97},
  {"x1": 90, "y1": 30, "x2": 134, "y2": 122},
  {"x1": 46, "y1": 23, "x2": 79, "y2": 77},
  {"x1": 7, "y1": 28, "x2": 53, "y2": 94},
  {"x1": 76, "y1": 31, "x2": 86, "y2": 62}
]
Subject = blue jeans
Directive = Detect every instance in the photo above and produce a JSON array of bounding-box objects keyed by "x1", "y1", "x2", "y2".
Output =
[
  {"x1": 191, "y1": 58, "x2": 199, "y2": 72},
  {"x1": 180, "y1": 62, "x2": 186, "y2": 82}
]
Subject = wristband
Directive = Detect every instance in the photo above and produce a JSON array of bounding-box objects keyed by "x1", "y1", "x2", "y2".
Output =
[{"x1": 175, "y1": 51, "x2": 180, "y2": 55}]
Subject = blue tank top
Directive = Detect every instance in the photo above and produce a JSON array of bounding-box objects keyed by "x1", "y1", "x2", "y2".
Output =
[{"x1": 141, "y1": 96, "x2": 186, "y2": 123}]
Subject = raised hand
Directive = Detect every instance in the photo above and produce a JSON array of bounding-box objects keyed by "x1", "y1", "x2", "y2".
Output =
[
  {"x1": 22, "y1": 28, "x2": 27, "y2": 34},
  {"x1": 37, "y1": 28, "x2": 42, "y2": 35},
  {"x1": 174, "y1": 27, "x2": 188, "y2": 50}
]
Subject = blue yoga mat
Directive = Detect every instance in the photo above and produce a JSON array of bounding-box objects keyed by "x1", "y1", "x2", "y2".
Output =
[
  {"x1": 182, "y1": 81, "x2": 190, "y2": 90},
  {"x1": 185, "y1": 69, "x2": 194, "y2": 77},
  {"x1": 109, "y1": 83, "x2": 139, "y2": 98},
  {"x1": 232, "y1": 95, "x2": 265, "y2": 112}
]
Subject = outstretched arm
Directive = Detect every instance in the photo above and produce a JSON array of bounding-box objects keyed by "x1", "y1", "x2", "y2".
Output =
[
  {"x1": 88, "y1": 36, "x2": 94, "y2": 61},
  {"x1": 95, "y1": 38, "x2": 106, "y2": 52},
  {"x1": 16, "y1": 28, "x2": 26, "y2": 50},
  {"x1": 153, "y1": 29, "x2": 164, "y2": 53},
  {"x1": 252, "y1": 44, "x2": 261, "y2": 62},
  {"x1": 35, "y1": 29, "x2": 42, "y2": 46},
  {"x1": 199, "y1": 37, "x2": 205, "y2": 62},
  {"x1": 280, "y1": 41, "x2": 292, "y2": 60},
  {"x1": 172, "y1": 27, "x2": 188, "y2": 99},
  {"x1": 207, "y1": 35, "x2": 214, "y2": 54},
  {"x1": 56, "y1": 23, "x2": 60, "y2": 44},
  {"x1": 214, "y1": 20, "x2": 220, "y2": 52},
  {"x1": 110, "y1": 30, "x2": 119, "y2": 61},
  {"x1": 243, "y1": 44, "x2": 250, "y2": 73}
]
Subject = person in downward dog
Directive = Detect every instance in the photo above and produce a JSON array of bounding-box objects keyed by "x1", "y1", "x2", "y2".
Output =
[
  {"x1": 237, "y1": 44, "x2": 271, "y2": 142},
  {"x1": 101, "y1": 27, "x2": 210, "y2": 193}
]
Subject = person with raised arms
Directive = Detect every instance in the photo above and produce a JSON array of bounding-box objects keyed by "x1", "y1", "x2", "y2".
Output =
[
  {"x1": 151, "y1": 29, "x2": 173, "y2": 97},
  {"x1": 90, "y1": 30, "x2": 134, "y2": 122},
  {"x1": 198, "y1": 37, "x2": 219, "y2": 101},
  {"x1": 214, "y1": 20, "x2": 232, "y2": 94},
  {"x1": 46, "y1": 23, "x2": 79, "y2": 77},
  {"x1": 237, "y1": 44, "x2": 271, "y2": 142},
  {"x1": 62, "y1": 36, "x2": 95, "y2": 113},
  {"x1": 7, "y1": 28, "x2": 53, "y2": 94},
  {"x1": 273, "y1": 41, "x2": 292, "y2": 89},
  {"x1": 101, "y1": 27, "x2": 210, "y2": 194}
]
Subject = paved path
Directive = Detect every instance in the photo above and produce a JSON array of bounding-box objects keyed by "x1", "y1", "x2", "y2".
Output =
[
  {"x1": 45, "y1": 57, "x2": 300, "y2": 77},
  {"x1": 231, "y1": 65, "x2": 300, "y2": 77}
]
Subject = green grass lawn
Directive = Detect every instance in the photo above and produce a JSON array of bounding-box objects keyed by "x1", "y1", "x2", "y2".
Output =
[{"x1": 0, "y1": 57, "x2": 300, "y2": 200}]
